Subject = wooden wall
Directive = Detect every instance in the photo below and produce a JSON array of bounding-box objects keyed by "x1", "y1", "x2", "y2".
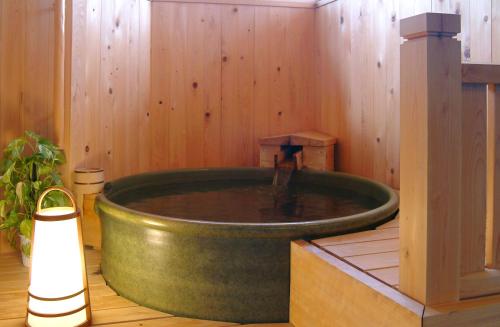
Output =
[
  {"x1": 316, "y1": 0, "x2": 500, "y2": 189},
  {"x1": 67, "y1": 1, "x2": 315, "y2": 180},
  {"x1": 67, "y1": 0, "x2": 152, "y2": 181},
  {"x1": 149, "y1": 2, "x2": 316, "y2": 171},
  {"x1": 0, "y1": 1, "x2": 58, "y2": 253},
  {"x1": 2, "y1": 0, "x2": 500, "y2": 192},
  {"x1": 0, "y1": 0, "x2": 57, "y2": 153}
]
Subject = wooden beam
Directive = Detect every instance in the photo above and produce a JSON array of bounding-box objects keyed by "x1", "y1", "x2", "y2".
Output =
[
  {"x1": 424, "y1": 294, "x2": 500, "y2": 326},
  {"x1": 399, "y1": 13, "x2": 462, "y2": 305},
  {"x1": 460, "y1": 269, "x2": 500, "y2": 299},
  {"x1": 462, "y1": 64, "x2": 500, "y2": 84},
  {"x1": 149, "y1": 0, "x2": 317, "y2": 9}
]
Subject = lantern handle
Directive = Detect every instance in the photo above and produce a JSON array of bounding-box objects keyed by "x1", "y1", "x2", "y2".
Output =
[{"x1": 36, "y1": 187, "x2": 77, "y2": 213}]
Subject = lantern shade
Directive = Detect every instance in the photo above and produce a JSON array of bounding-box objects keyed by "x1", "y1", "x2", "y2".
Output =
[{"x1": 26, "y1": 188, "x2": 91, "y2": 327}]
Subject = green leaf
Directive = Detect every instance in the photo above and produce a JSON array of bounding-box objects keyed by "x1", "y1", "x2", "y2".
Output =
[
  {"x1": 43, "y1": 190, "x2": 71, "y2": 208},
  {"x1": 5, "y1": 138, "x2": 27, "y2": 160},
  {"x1": 37, "y1": 143, "x2": 54, "y2": 160},
  {"x1": 19, "y1": 219, "x2": 32, "y2": 238},
  {"x1": 1, "y1": 163, "x2": 14, "y2": 184},
  {"x1": 0, "y1": 211, "x2": 19, "y2": 230},
  {"x1": 55, "y1": 150, "x2": 66, "y2": 164},
  {"x1": 32, "y1": 180, "x2": 42, "y2": 191},
  {"x1": 0, "y1": 200, "x2": 6, "y2": 218},
  {"x1": 15, "y1": 182, "x2": 24, "y2": 206},
  {"x1": 37, "y1": 164, "x2": 52, "y2": 176}
]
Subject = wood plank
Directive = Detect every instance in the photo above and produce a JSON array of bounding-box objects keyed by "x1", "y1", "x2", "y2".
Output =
[
  {"x1": 424, "y1": 294, "x2": 500, "y2": 327},
  {"x1": 487, "y1": 84, "x2": 500, "y2": 268},
  {"x1": 185, "y1": 3, "x2": 209, "y2": 168},
  {"x1": 494, "y1": 0, "x2": 500, "y2": 64},
  {"x1": 290, "y1": 240, "x2": 423, "y2": 327},
  {"x1": 462, "y1": 64, "x2": 500, "y2": 84},
  {"x1": 368, "y1": 267, "x2": 399, "y2": 287},
  {"x1": 376, "y1": 217, "x2": 399, "y2": 229},
  {"x1": 220, "y1": 4, "x2": 255, "y2": 167},
  {"x1": 324, "y1": 238, "x2": 399, "y2": 257},
  {"x1": 243, "y1": 324, "x2": 292, "y2": 327},
  {"x1": 201, "y1": 4, "x2": 223, "y2": 168},
  {"x1": 469, "y1": 0, "x2": 491, "y2": 63},
  {"x1": 344, "y1": 251, "x2": 399, "y2": 271},
  {"x1": 90, "y1": 303, "x2": 172, "y2": 325},
  {"x1": 137, "y1": 0, "x2": 152, "y2": 172},
  {"x1": 461, "y1": 83, "x2": 487, "y2": 275},
  {"x1": 313, "y1": 227, "x2": 399, "y2": 247},
  {"x1": 97, "y1": 316, "x2": 238, "y2": 326},
  {"x1": 399, "y1": 0, "x2": 432, "y2": 20},
  {"x1": 460, "y1": 268, "x2": 500, "y2": 299},
  {"x1": 149, "y1": 1, "x2": 170, "y2": 170},
  {"x1": 400, "y1": 13, "x2": 462, "y2": 305}
]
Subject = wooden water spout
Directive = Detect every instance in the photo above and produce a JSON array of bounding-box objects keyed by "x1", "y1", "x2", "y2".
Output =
[{"x1": 259, "y1": 131, "x2": 336, "y2": 171}]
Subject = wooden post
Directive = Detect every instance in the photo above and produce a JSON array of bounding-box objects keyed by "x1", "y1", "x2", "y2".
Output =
[
  {"x1": 487, "y1": 84, "x2": 500, "y2": 268},
  {"x1": 400, "y1": 13, "x2": 462, "y2": 305}
]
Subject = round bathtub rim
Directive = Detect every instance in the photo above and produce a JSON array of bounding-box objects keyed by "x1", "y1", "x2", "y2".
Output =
[{"x1": 95, "y1": 167, "x2": 399, "y2": 238}]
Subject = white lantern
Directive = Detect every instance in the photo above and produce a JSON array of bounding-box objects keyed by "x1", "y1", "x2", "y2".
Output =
[{"x1": 26, "y1": 187, "x2": 91, "y2": 327}]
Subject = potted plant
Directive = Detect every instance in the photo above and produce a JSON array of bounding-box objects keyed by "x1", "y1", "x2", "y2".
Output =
[{"x1": 0, "y1": 131, "x2": 66, "y2": 266}]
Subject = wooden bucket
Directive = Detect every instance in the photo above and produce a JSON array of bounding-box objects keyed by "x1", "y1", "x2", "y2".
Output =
[{"x1": 73, "y1": 168, "x2": 104, "y2": 249}]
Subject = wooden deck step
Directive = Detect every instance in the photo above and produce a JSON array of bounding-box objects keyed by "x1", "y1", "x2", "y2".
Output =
[
  {"x1": 291, "y1": 238, "x2": 500, "y2": 327},
  {"x1": 312, "y1": 216, "x2": 401, "y2": 288}
]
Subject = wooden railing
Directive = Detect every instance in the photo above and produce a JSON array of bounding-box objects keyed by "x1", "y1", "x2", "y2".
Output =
[
  {"x1": 400, "y1": 13, "x2": 500, "y2": 305},
  {"x1": 459, "y1": 67, "x2": 500, "y2": 299}
]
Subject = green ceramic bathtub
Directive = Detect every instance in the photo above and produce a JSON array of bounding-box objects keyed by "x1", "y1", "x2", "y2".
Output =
[{"x1": 95, "y1": 168, "x2": 398, "y2": 323}]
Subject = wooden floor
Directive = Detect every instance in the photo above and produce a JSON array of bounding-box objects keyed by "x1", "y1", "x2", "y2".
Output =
[
  {"x1": 0, "y1": 250, "x2": 292, "y2": 327},
  {"x1": 312, "y1": 217, "x2": 400, "y2": 289}
]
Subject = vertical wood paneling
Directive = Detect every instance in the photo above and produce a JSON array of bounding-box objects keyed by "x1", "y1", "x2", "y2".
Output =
[
  {"x1": 148, "y1": 3, "x2": 315, "y2": 172},
  {"x1": 350, "y1": 0, "x2": 374, "y2": 179},
  {"x1": 469, "y1": 0, "x2": 491, "y2": 63},
  {"x1": 317, "y1": 0, "x2": 400, "y2": 188},
  {"x1": 374, "y1": 0, "x2": 399, "y2": 186},
  {"x1": 84, "y1": 0, "x2": 102, "y2": 172},
  {"x1": 138, "y1": 0, "x2": 152, "y2": 171},
  {"x1": 0, "y1": 1, "x2": 57, "y2": 253},
  {"x1": 493, "y1": 1, "x2": 500, "y2": 64},
  {"x1": 317, "y1": 0, "x2": 500, "y2": 188},
  {"x1": 221, "y1": 5, "x2": 255, "y2": 166},
  {"x1": 69, "y1": 0, "x2": 151, "y2": 179},
  {"x1": 150, "y1": 4, "x2": 170, "y2": 170},
  {"x1": 461, "y1": 83, "x2": 487, "y2": 275},
  {"x1": 167, "y1": 4, "x2": 188, "y2": 169},
  {"x1": 0, "y1": 1, "x2": 25, "y2": 152},
  {"x1": 185, "y1": 5, "x2": 211, "y2": 168},
  {"x1": 399, "y1": 0, "x2": 432, "y2": 20}
]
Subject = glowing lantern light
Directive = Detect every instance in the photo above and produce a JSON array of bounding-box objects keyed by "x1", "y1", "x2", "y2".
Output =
[{"x1": 26, "y1": 187, "x2": 91, "y2": 327}]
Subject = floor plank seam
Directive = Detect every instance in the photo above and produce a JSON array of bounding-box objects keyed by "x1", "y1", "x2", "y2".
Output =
[
  {"x1": 311, "y1": 241, "x2": 399, "y2": 289},
  {"x1": 314, "y1": 233, "x2": 399, "y2": 247},
  {"x1": 342, "y1": 249, "x2": 400, "y2": 259},
  {"x1": 91, "y1": 315, "x2": 176, "y2": 326}
]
